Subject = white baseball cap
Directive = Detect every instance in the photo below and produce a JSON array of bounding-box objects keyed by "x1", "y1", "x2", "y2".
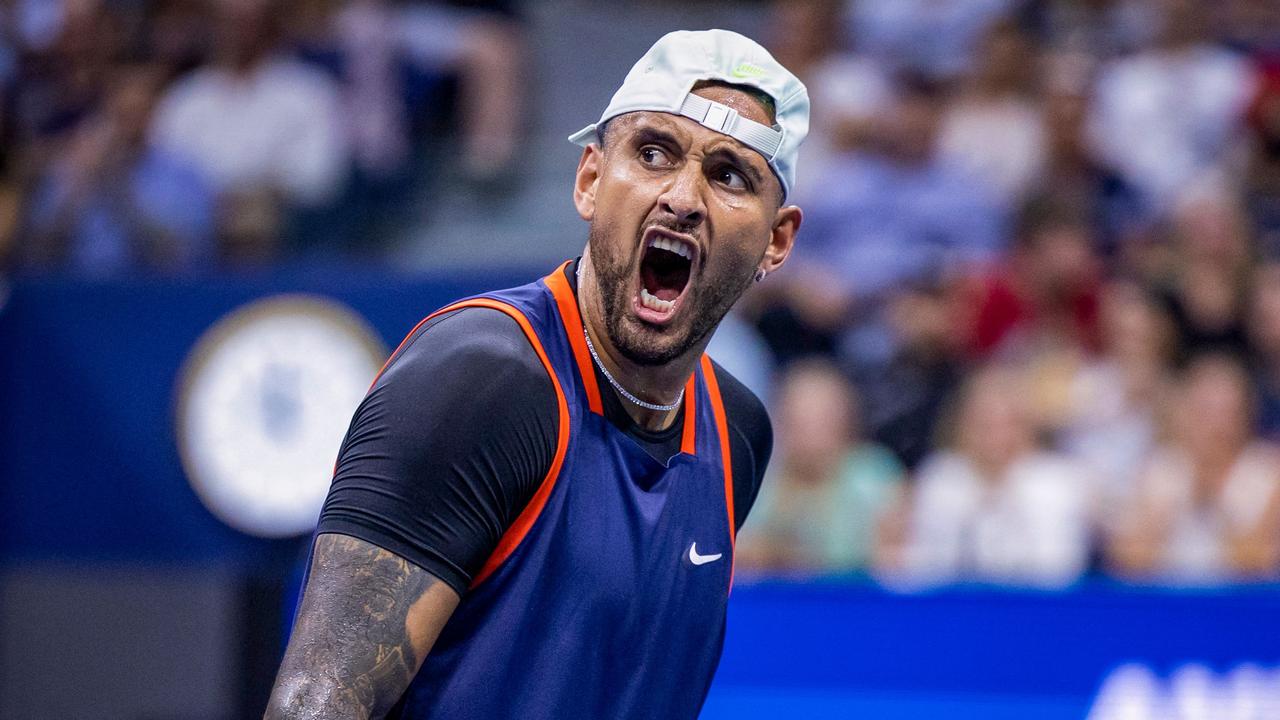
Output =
[{"x1": 568, "y1": 29, "x2": 809, "y2": 201}]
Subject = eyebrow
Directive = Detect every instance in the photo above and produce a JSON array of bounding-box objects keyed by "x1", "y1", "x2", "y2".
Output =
[{"x1": 629, "y1": 125, "x2": 683, "y2": 149}]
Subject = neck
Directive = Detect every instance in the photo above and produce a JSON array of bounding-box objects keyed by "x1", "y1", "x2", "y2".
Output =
[{"x1": 577, "y1": 252, "x2": 704, "y2": 431}]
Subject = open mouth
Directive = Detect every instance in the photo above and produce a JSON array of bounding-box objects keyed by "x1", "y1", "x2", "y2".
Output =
[{"x1": 637, "y1": 229, "x2": 696, "y2": 321}]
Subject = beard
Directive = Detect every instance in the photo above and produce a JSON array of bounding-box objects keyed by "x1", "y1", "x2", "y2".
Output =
[{"x1": 586, "y1": 218, "x2": 760, "y2": 366}]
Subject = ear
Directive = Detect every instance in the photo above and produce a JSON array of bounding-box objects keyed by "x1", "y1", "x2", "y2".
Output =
[
  {"x1": 573, "y1": 144, "x2": 603, "y2": 221},
  {"x1": 761, "y1": 205, "x2": 802, "y2": 274}
]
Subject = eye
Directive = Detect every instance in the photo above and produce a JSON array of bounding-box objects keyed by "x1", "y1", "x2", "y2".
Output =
[
  {"x1": 714, "y1": 165, "x2": 749, "y2": 191},
  {"x1": 639, "y1": 146, "x2": 673, "y2": 167}
]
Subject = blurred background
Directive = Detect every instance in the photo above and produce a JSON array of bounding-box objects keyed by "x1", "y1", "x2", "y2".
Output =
[{"x1": 3, "y1": 0, "x2": 1280, "y2": 717}]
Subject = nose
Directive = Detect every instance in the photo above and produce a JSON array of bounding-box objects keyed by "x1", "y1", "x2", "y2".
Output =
[{"x1": 657, "y1": 163, "x2": 706, "y2": 229}]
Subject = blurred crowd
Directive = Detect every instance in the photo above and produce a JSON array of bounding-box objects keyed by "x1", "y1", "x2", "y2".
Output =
[
  {"x1": 5, "y1": 0, "x2": 1280, "y2": 589},
  {"x1": 736, "y1": 0, "x2": 1280, "y2": 588},
  {"x1": 0, "y1": 0, "x2": 525, "y2": 272}
]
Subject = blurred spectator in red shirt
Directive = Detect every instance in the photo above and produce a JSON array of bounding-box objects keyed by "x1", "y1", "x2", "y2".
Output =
[
  {"x1": 965, "y1": 200, "x2": 1104, "y2": 359},
  {"x1": 1107, "y1": 354, "x2": 1280, "y2": 582},
  {"x1": 876, "y1": 364, "x2": 1094, "y2": 587},
  {"x1": 736, "y1": 359, "x2": 905, "y2": 575}
]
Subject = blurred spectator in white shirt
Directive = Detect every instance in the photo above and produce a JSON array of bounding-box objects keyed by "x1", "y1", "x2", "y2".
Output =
[
  {"x1": 1088, "y1": 0, "x2": 1257, "y2": 214},
  {"x1": 1107, "y1": 354, "x2": 1280, "y2": 582},
  {"x1": 939, "y1": 18, "x2": 1048, "y2": 209},
  {"x1": 149, "y1": 0, "x2": 348, "y2": 258},
  {"x1": 736, "y1": 360, "x2": 905, "y2": 575},
  {"x1": 1058, "y1": 281, "x2": 1175, "y2": 520},
  {"x1": 876, "y1": 364, "x2": 1093, "y2": 587}
]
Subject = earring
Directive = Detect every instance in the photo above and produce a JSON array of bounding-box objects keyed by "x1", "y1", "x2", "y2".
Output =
[{"x1": 754, "y1": 268, "x2": 767, "y2": 283}]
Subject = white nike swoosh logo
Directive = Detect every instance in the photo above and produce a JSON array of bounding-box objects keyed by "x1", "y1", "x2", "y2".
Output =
[{"x1": 688, "y1": 542, "x2": 722, "y2": 566}]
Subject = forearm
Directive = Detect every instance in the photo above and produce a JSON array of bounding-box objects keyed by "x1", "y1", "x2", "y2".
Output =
[{"x1": 264, "y1": 533, "x2": 459, "y2": 719}]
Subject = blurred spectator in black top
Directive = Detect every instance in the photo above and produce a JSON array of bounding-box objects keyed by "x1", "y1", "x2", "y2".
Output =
[
  {"x1": 1247, "y1": 263, "x2": 1280, "y2": 439},
  {"x1": 21, "y1": 62, "x2": 214, "y2": 273},
  {"x1": 284, "y1": 0, "x2": 528, "y2": 256},
  {"x1": 1033, "y1": 54, "x2": 1147, "y2": 261},
  {"x1": 1155, "y1": 182, "x2": 1254, "y2": 364}
]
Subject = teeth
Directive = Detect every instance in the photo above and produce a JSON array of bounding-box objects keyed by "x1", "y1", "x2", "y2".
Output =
[
  {"x1": 649, "y1": 235, "x2": 693, "y2": 260},
  {"x1": 640, "y1": 287, "x2": 675, "y2": 312}
]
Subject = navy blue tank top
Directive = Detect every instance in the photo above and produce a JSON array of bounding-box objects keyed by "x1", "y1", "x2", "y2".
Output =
[{"x1": 394, "y1": 262, "x2": 737, "y2": 719}]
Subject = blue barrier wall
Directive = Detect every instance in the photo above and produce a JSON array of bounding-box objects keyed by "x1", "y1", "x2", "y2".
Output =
[{"x1": 3, "y1": 273, "x2": 1278, "y2": 719}]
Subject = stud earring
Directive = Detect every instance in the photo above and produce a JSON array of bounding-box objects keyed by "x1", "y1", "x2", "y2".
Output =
[{"x1": 754, "y1": 268, "x2": 767, "y2": 283}]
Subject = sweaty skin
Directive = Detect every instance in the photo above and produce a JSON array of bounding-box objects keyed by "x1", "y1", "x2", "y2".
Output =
[{"x1": 262, "y1": 84, "x2": 799, "y2": 719}]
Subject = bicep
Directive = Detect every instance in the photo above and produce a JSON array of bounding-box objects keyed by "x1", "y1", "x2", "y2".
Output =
[{"x1": 265, "y1": 533, "x2": 460, "y2": 719}]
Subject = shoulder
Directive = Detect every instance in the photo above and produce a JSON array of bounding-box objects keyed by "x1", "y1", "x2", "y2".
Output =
[{"x1": 377, "y1": 305, "x2": 551, "y2": 391}]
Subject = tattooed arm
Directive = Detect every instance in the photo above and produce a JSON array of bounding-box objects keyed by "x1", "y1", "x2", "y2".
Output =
[{"x1": 263, "y1": 533, "x2": 461, "y2": 719}]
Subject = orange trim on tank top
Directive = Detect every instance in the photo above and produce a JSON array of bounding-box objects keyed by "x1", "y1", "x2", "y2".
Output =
[
  {"x1": 701, "y1": 354, "x2": 736, "y2": 592},
  {"x1": 386, "y1": 296, "x2": 571, "y2": 590},
  {"x1": 545, "y1": 260, "x2": 699, "y2": 453},
  {"x1": 544, "y1": 263, "x2": 603, "y2": 415}
]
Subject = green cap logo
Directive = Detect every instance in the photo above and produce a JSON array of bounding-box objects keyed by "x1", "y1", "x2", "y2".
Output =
[{"x1": 731, "y1": 62, "x2": 767, "y2": 79}]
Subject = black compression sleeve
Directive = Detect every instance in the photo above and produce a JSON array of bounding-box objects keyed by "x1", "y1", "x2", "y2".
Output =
[{"x1": 316, "y1": 307, "x2": 559, "y2": 595}]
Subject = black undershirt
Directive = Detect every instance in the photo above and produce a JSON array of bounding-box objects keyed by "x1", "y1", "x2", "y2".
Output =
[{"x1": 317, "y1": 262, "x2": 773, "y2": 595}]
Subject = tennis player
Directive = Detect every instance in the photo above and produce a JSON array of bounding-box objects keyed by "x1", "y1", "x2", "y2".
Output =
[{"x1": 264, "y1": 28, "x2": 808, "y2": 720}]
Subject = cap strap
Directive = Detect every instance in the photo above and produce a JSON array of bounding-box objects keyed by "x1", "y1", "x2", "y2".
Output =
[{"x1": 678, "y1": 94, "x2": 782, "y2": 159}]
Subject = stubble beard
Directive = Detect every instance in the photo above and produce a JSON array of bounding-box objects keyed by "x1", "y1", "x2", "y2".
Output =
[{"x1": 586, "y1": 220, "x2": 758, "y2": 367}]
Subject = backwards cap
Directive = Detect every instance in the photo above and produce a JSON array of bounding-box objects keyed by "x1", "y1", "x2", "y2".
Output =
[{"x1": 568, "y1": 29, "x2": 809, "y2": 201}]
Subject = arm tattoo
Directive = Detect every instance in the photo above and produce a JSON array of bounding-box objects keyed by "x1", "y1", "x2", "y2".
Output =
[{"x1": 265, "y1": 533, "x2": 443, "y2": 719}]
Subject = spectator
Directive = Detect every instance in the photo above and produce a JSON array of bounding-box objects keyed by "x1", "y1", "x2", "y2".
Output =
[
  {"x1": 796, "y1": 74, "x2": 1006, "y2": 304},
  {"x1": 1029, "y1": 0, "x2": 1157, "y2": 59},
  {"x1": 849, "y1": 0, "x2": 1016, "y2": 80},
  {"x1": 938, "y1": 18, "x2": 1048, "y2": 209},
  {"x1": 1107, "y1": 354, "x2": 1280, "y2": 582},
  {"x1": 1088, "y1": 0, "x2": 1257, "y2": 213},
  {"x1": 876, "y1": 364, "x2": 1093, "y2": 587},
  {"x1": 1057, "y1": 281, "x2": 1175, "y2": 519},
  {"x1": 736, "y1": 360, "x2": 905, "y2": 574},
  {"x1": 860, "y1": 282, "x2": 966, "y2": 470},
  {"x1": 769, "y1": 0, "x2": 894, "y2": 197},
  {"x1": 1246, "y1": 263, "x2": 1280, "y2": 439},
  {"x1": 1156, "y1": 181, "x2": 1254, "y2": 363},
  {"x1": 149, "y1": 0, "x2": 348, "y2": 261},
  {"x1": 1034, "y1": 57, "x2": 1147, "y2": 259},
  {"x1": 1245, "y1": 55, "x2": 1280, "y2": 257},
  {"x1": 964, "y1": 199, "x2": 1104, "y2": 359},
  {"x1": 21, "y1": 63, "x2": 214, "y2": 273}
]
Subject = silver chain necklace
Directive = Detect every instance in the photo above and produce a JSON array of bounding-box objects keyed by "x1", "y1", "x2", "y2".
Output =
[
  {"x1": 576, "y1": 261, "x2": 683, "y2": 412},
  {"x1": 582, "y1": 326, "x2": 684, "y2": 412}
]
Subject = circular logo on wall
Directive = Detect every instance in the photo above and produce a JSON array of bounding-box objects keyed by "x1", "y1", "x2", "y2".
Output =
[{"x1": 176, "y1": 295, "x2": 386, "y2": 538}]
